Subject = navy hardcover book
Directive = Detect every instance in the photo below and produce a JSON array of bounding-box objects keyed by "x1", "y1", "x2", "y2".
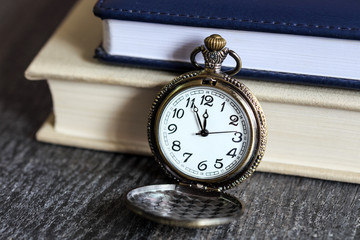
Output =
[{"x1": 93, "y1": 0, "x2": 360, "y2": 89}]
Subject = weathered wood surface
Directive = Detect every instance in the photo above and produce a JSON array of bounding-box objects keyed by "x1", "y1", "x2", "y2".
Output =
[{"x1": 0, "y1": 1, "x2": 359, "y2": 239}]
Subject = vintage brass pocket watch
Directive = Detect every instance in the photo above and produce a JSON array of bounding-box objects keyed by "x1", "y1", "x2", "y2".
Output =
[{"x1": 126, "y1": 34, "x2": 267, "y2": 228}]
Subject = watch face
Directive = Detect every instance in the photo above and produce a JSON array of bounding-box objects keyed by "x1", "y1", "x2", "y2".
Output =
[{"x1": 156, "y1": 85, "x2": 254, "y2": 181}]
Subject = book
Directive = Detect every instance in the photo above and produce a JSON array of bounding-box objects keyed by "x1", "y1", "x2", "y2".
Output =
[
  {"x1": 93, "y1": 0, "x2": 360, "y2": 89},
  {"x1": 25, "y1": 0, "x2": 360, "y2": 184}
]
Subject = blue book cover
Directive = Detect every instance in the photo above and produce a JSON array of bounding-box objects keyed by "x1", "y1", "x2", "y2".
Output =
[{"x1": 93, "y1": 0, "x2": 360, "y2": 89}]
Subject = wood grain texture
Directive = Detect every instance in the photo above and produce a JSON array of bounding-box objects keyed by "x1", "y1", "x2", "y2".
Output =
[{"x1": 0, "y1": 0, "x2": 359, "y2": 239}]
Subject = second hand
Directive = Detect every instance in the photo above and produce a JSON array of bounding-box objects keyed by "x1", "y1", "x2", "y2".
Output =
[{"x1": 195, "y1": 131, "x2": 238, "y2": 135}]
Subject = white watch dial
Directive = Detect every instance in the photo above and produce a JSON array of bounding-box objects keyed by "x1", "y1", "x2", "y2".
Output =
[{"x1": 158, "y1": 86, "x2": 252, "y2": 180}]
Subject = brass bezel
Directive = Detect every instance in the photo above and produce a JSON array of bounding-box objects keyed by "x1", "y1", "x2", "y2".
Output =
[{"x1": 147, "y1": 70, "x2": 267, "y2": 191}]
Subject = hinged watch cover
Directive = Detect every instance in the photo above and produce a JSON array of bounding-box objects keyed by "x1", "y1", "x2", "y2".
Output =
[{"x1": 125, "y1": 184, "x2": 243, "y2": 228}]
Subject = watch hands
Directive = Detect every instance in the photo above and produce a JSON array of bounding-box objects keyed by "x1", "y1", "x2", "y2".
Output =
[
  {"x1": 193, "y1": 105, "x2": 203, "y2": 130},
  {"x1": 195, "y1": 131, "x2": 238, "y2": 135},
  {"x1": 193, "y1": 106, "x2": 209, "y2": 137}
]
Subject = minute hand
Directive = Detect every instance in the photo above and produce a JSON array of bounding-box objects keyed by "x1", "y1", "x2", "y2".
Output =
[
  {"x1": 193, "y1": 105, "x2": 203, "y2": 130},
  {"x1": 195, "y1": 131, "x2": 237, "y2": 135}
]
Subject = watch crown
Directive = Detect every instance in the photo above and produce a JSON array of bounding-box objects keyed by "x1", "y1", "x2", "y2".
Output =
[
  {"x1": 190, "y1": 34, "x2": 241, "y2": 75},
  {"x1": 204, "y1": 34, "x2": 227, "y2": 51}
]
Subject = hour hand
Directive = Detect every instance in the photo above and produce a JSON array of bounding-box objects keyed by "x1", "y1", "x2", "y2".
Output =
[
  {"x1": 203, "y1": 109, "x2": 209, "y2": 131},
  {"x1": 193, "y1": 105, "x2": 203, "y2": 130}
]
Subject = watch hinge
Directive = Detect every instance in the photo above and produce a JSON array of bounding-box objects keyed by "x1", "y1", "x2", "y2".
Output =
[
  {"x1": 179, "y1": 182, "x2": 221, "y2": 192},
  {"x1": 202, "y1": 77, "x2": 217, "y2": 86}
]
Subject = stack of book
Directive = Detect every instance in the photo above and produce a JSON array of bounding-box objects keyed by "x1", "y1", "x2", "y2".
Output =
[{"x1": 25, "y1": 0, "x2": 360, "y2": 184}]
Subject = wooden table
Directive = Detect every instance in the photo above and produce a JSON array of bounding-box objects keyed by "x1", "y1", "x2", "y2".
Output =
[{"x1": 1, "y1": 1, "x2": 359, "y2": 239}]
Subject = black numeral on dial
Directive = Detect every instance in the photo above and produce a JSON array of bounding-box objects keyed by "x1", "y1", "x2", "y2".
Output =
[
  {"x1": 168, "y1": 124, "x2": 177, "y2": 134},
  {"x1": 200, "y1": 95, "x2": 213, "y2": 107},
  {"x1": 198, "y1": 160, "x2": 208, "y2": 171},
  {"x1": 220, "y1": 102, "x2": 225, "y2": 112},
  {"x1": 172, "y1": 108, "x2": 184, "y2": 119},
  {"x1": 172, "y1": 141, "x2": 181, "y2": 151},
  {"x1": 214, "y1": 159, "x2": 223, "y2": 169},
  {"x1": 232, "y1": 132, "x2": 243, "y2": 142},
  {"x1": 226, "y1": 148, "x2": 237, "y2": 158},
  {"x1": 229, "y1": 115, "x2": 239, "y2": 126},
  {"x1": 186, "y1": 97, "x2": 195, "y2": 108},
  {"x1": 183, "y1": 152, "x2": 192, "y2": 162}
]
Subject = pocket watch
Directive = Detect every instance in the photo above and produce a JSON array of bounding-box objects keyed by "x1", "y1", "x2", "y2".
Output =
[{"x1": 126, "y1": 34, "x2": 267, "y2": 228}]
